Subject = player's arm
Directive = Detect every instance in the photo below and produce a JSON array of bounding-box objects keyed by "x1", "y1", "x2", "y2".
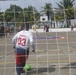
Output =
[
  {"x1": 29, "y1": 33, "x2": 35, "y2": 52},
  {"x1": 12, "y1": 34, "x2": 17, "y2": 49}
]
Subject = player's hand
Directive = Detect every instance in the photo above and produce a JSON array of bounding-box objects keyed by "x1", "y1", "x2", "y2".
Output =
[
  {"x1": 13, "y1": 46, "x2": 15, "y2": 49},
  {"x1": 32, "y1": 50, "x2": 35, "y2": 52}
]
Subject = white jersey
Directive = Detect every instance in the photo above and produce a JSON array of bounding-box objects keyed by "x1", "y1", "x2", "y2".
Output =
[{"x1": 12, "y1": 30, "x2": 34, "y2": 49}]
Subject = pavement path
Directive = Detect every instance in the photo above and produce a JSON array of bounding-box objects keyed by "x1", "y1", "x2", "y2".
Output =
[{"x1": 0, "y1": 32, "x2": 76, "y2": 75}]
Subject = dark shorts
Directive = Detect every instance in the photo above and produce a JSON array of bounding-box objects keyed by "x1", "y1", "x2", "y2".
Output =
[{"x1": 15, "y1": 48, "x2": 29, "y2": 65}]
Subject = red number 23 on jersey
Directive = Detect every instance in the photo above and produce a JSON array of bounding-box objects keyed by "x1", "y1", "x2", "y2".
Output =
[{"x1": 18, "y1": 37, "x2": 26, "y2": 46}]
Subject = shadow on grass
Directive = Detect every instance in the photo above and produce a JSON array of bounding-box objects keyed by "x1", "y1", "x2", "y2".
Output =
[
  {"x1": 61, "y1": 62, "x2": 76, "y2": 69},
  {"x1": 25, "y1": 65, "x2": 56, "y2": 75}
]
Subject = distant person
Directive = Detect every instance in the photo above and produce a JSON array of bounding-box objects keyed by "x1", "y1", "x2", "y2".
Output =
[
  {"x1": 32, "y1": 24, "x2": 38, "y2": 36},
  {"x1": 71, "y1": 25, "x2": 74, "y2": 31},
  {"x1": 4, "y1": 26, "x2": 10, "y2": 36},
  {"x1": 44, "y1": 25, "x2": 46, "y2": 31},
  {"x1": 0, "y1": 25, "x2": 4, "y2": 35},
  {"x1": 46, "y1": 24, "x2": 50, "y2": 32},
  {"x1": 32, "y1": 24, "x2": 37, "y2": 32},
  {"x1": 12, "y1": 23, "x2": 35, "y2": 75}
]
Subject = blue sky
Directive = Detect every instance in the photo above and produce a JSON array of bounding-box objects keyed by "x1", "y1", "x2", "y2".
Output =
[{"x1": 0, "y1": 0, "x2": 76, "y2": 12}]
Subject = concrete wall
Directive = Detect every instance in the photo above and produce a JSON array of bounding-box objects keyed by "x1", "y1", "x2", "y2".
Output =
[{"x1": 29, "y1": 28, "x2": 76, "y2": 33}]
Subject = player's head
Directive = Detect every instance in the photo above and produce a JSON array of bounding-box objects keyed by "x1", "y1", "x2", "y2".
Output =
[{"x1": 21, "y1": 23, "x2": 29, "y2": 31}]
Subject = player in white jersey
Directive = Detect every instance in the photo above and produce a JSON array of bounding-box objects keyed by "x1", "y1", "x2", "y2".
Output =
[{"x1": 12, "y1": 24, "x2": 35, "y2": 75}]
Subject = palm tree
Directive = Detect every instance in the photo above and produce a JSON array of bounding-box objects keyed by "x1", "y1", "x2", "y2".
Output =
[
  {"x1": 5, "y1": 4, "x2": 23, "y2": 22},
  {"x1": 42, "y1": 3, "x2": 53, "y2": 21},
  {"x1": 56, "y1": 0, "x2": 75, "y2": 27},
  {"x1": 57, "y1": 0, "x2": 75, "y2": 8},
  {"x1": 24, "y1": 6, "x2": 39, "y2": 24}
]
